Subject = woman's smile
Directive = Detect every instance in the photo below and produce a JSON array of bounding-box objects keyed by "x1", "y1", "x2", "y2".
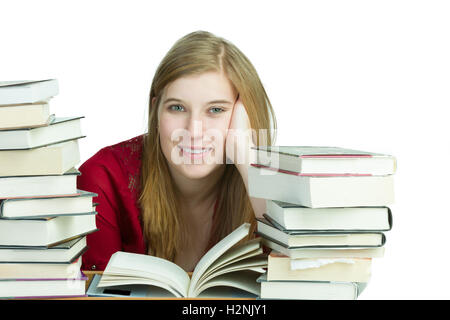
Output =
[{"x1": 177, "y1": 145, "x2": 214, "y2": 159}]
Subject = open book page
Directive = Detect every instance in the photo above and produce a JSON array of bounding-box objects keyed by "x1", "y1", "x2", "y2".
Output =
[
  {"x1": 98, "y1": 251, "x2": 190, "y2": 297},
  {"x1": 196, "y1": 270, "x2": 262, "y2": 297},
  {"x1": 197, "y1": 238, "x2": 263, "y2": 287},
  {"x1": 188, "y1": 223, "x2": 251, "y2": 297},
  {"x1": 195, "y1": 255, "x2": 267, "y2": 296},
  {"x1": 204, "y1": 238, "x2": 262, "y2": 274}
]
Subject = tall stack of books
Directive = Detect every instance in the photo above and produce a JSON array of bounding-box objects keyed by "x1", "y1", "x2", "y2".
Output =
[
  {"x1": 248, "y1": 146, "x2": 395, "y2": 300},
  {"x1": 0, "y1": 79, "x2": 98, "y2": 299}
]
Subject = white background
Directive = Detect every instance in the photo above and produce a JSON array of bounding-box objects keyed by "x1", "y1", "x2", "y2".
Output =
[{"x1": 1, "y1": 0, "x2": 449, "y2": 299}]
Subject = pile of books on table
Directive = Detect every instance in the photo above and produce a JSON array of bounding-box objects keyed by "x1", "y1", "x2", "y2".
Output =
[
  {"x1": 0, "y1": 79, "x2": 98, "y2": 299},
  {"x1": 249, "y1": 145, "x2": 395, "y2": 300}
]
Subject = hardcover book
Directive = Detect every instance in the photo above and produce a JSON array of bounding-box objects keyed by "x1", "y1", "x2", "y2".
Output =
[
  {"x1": 0, "y1": 101, "x2": 53, "y2": 130},
  {"x1": 256, "y1": 217, "x2": 386, "y2": 248},
  {"x1": 0, "y1": 79, "x2": 59, "y2": 105},
  {"x1": 257, "y1": 273, "x2": 366, "y2": 300},
  {"x1": 253, "y1": 145, "x2": 396, "y2": 175},
  {"x1": 248, "y1": 164, "x2": 395, "y2": 208},
  {"x1": 0, "y1": 189, "x2": 96, "y2": 218},
  {"x1": 0, "y1": 271, "x2": 87, "y2": 299},
  {"x1": 267, "y1": 251, "x2": 372, "y2": 282},
  {"x1": 0, "y1": 236, "x2": 87, "y2": 264},
  {"x1": 0, "y1": 257, "x2": 82, "y2": 279},
  {"x1": 0, "y1": 213, "x2": 98, "y2": 247},
  {"x1": 0, "y1": 168, "x2": 81, "y2": 199},
  {"x1": 264, "y1": 200, "x2": 393, "y2": 231},
  {"x1": 0, "y1": 139, "x2": 81, "y2": 177},
  {"x1": 261, "y1": 235, "x2": 385, "y2": 259},
  {"x1": 0, "y1": 116, "x2": 85, "y2": 150}
]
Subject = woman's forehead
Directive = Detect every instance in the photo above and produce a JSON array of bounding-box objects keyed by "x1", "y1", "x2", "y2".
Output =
[{"x1": 163, "y1": 71, "x2": 237, "y2": 102}]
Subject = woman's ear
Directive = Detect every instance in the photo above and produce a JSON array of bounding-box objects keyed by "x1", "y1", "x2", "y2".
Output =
[{"x1": 151, "y1": 97, "x2": 157, "y2": 109}]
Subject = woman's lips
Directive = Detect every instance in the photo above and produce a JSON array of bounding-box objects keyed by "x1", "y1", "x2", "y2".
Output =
[{"x1": 177, "y1": 145, "x2": 214, "y2": 159}]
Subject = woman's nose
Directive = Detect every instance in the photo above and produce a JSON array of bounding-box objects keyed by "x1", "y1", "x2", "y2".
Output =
[{"x1": 186, "y1": 115, "x2": 205, "y2": 144}]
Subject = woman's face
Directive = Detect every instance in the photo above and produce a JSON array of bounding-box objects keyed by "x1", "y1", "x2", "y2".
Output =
[{"x1": 157, "y1": 71, "x2": 237, "y2": 180}]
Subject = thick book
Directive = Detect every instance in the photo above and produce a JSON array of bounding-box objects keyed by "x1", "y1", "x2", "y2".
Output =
[
  {"x1": 0, "y1": 168, "x2": 80, "y2": 199},
  {"x1": 0, "y1": 189, "x2": 96, "y2": 218},
  {"x1": 248, "y1": 164, "x2": 395, "y2": 208},
  {"x1": 253, "y1": 145, "x2": 396, "y2": 175},
  {"x1": 0, "y1": 139, "x2": 80, "y2": 177},
  {"x1": 265, "y1": 200, "x2": 393, "y2": 231},
  {"x1": 0, "y1": 79, "x2": 59, "y2": 105},
  {"x1": 96, "y1": 223, "x2": 267, "y2": 298},
  {"x1": 0, "y1": 101, "x2": 53, "y2": 130},
  {"x1": 0, "y1": 271, "x2": 87, "y2": 299},
  {"x1": 257, "y1": 273, "x2": 366, "y2": 300},
  {"x1": 0, "y1": 116, "x2": 85, "y2": 150},
  {"x1": 0, "y1": 213, "x2": 98, "y2": 247},
  {"x1": 0, "y1": 236, "x2": 87, "y2": 263},
  {"x1": 0, "y1": 257, "x2": 82, "y2": 279},
  {"x1": 267, "y1": 251, "x2": 372, "y2": 282},
  {"x1": 261, "y1": 235, "x2": 385, "y2": 259},
  {"x1": 256, "y1": 217, "x2": 386, "y2": 248}
]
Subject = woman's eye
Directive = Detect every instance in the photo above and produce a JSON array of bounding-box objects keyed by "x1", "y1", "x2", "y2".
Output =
[
  {"x1": 209, "y1": 107, "x2": 224, "y2": 114},
  {"x1": 169, "y1": 105, "x2": 184, "y2": 112}
]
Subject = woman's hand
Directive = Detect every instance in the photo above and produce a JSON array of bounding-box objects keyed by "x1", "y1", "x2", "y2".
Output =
[
  {"x1": 225, "y1": 95, "x2": 256, "y2": 172},
  {"x1": 225, "y1": 98, "x2": 266, "y2": 218},
  {"x1": 225, "y1": 96, "x2": 266, "y2": 219}
]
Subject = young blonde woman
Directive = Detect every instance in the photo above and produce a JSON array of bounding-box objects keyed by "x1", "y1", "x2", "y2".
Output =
[{"x1": 77, "y1": 30, "x2": 277, "y2": 272}]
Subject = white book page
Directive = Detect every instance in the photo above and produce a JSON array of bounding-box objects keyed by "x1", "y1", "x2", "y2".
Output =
[
  {"x1": 199, "y1": 244, "x2": 263, "y2": 286},
  {"x1": 196, "y1": 270, "x2": 261, "y2": 297},
  {"x1": 203, "y1": 238, "x2": 261, "y2": 277},
  {"x1": 100, "y1": 251, "x2": 190, "y2": 297},
  {"x1": 196, "y1": 255, "x2": 267, "y2": 294},
  {"x1": 188, "y1": 223, "x2": 250, "y2": 297}
]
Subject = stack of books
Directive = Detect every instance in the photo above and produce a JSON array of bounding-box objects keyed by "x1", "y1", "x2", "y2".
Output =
[
  {"x1": 0, "y1": 79, "x2": 98, "y2": 299},
  {"x1": 248, "y1": 145, "x2": 395, "y2": 300}
]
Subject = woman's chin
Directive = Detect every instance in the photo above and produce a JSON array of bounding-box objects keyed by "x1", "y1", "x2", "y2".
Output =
[{"x1": 176, "y1": 162, "x2": 222, "y2": 180}]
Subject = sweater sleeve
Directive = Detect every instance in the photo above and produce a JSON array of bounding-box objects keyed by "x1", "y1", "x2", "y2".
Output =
[{"x1": 77, "y1": 147, "x2": 124, "y2": 271}]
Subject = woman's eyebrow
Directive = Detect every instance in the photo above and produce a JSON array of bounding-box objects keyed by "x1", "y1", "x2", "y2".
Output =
[
  {"x1": 163, "y1": 98, "x2": 184, "y2": 104},
  {"x1": 163, "y1": 98, "x2": 233, "y2": 105},
  {"x1": 206, "y1": 99, "x2": 233, "y2": 105}
]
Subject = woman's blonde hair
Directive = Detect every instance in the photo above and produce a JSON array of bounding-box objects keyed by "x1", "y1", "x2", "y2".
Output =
[{"x1": 139, "y1": 30, "x2": 277, "y2": 261}]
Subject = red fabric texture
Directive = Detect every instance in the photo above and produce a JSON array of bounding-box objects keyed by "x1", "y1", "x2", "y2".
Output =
[{"x1": 77, "y1": 135, "x2": 146, "y2": 271}]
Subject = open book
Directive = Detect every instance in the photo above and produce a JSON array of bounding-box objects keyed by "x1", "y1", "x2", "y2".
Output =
[{"x1": 95, "y1": 223, "x2": 267, "y2": 298}]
